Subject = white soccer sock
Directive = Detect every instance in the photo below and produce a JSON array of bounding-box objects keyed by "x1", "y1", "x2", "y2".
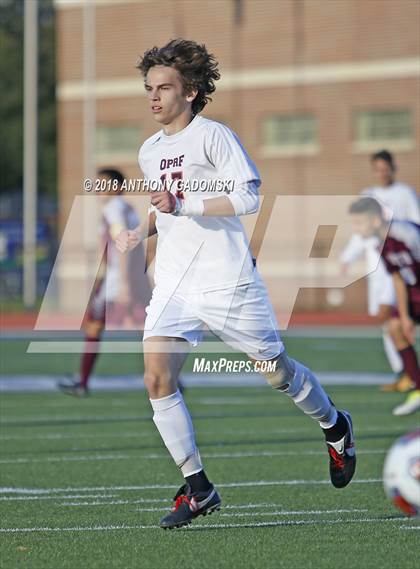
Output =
[
  {"x1": 149, "y1": 389, "x2": 203, "y2": 477},
  {"x1": 382, "y1": 327, "x2": 403, "y2": 374},
  {"x1": 283, "y1": 359, "x2": 337, "y2": 429}
]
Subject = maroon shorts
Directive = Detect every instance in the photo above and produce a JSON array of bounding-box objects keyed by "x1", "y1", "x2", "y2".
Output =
[
  {"x1": 84, "y1": 279, "x2": 145, "y2": 328},
  {"x1": 410, "y1": 303, "x2": 420, "y2": 324}
]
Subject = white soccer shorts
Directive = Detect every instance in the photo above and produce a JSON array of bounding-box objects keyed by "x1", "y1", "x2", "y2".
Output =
[
  {"x1": 367, "y1": 258, "x2": 396, "y2": 316},
  {"x1": 143, "y1": 272, "x2": 284, "y2": 360}
]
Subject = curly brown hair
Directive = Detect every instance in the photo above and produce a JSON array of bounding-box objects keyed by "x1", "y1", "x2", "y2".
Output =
[{"x1": 137, "y1": 39, "x2": 220, "y2": 115}]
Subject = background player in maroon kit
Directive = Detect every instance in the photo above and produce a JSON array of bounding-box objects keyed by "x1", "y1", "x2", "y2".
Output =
[
  {"x1": 350, "y1": 197, "x2": 420, "y2": 415},
  {"x1": 58, "y1": 168, "x2": 151, "y2": 396}
]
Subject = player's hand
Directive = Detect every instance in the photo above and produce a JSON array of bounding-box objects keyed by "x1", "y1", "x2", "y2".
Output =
[
  {"x1": 401, "y1": 315, "x2": 416, "y2": 346},
  {"x1": 151, "y1": 190, "x2": 177, "y2": 214},
  {"x1": 115, "y1": 229, "x2": 141, "y2": 253}
]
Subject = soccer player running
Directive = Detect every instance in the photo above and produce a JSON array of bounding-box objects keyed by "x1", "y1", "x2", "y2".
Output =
[
  {"x1": 116, "y1": 39, "x2": 356, "y2": 529},
  {"x1": 349, "y1": 197, "x2": 420, "y2": 416},
  {"x1": 59, "y1": 168, "x2": 149, "y2": 396},
  {"x1": 341, "y1": 151, "x2": 420, "y2": 393}
]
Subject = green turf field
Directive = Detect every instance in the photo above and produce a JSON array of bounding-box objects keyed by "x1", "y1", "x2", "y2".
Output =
[
  {"x1": 0, "y1": 385, "x2": 419, "y2": 569},
  {"x1": 0, "y1": 335, "x2": 403, "y2": 375}
]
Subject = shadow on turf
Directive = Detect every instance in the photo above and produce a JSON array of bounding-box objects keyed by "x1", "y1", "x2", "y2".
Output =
[
  {"x1": 1, "y1": 430, "x2": 404, "y2": 457},
  {"x1": 0, "y1": 403, "x2": 404, "y2": 429},
  {"x1": 0, "y1": 409, "x2": 310, "y2": 429}
]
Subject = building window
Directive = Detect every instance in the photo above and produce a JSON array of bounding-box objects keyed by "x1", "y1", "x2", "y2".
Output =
[
  {"x1": 96, "y1": 125, "x2": 140, "y2": 161},
  {"x1": 261, "y1": 115, "x2": 318, "y2": 156},
  {"x1": 353, "y1": 109, "x2": 413, "y2": 151}
]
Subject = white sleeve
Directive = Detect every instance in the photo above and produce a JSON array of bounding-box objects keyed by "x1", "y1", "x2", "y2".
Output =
[
  {"x1": 103, "y1": 200, "x2": 126, "y2": 239},
  {"x1": 403, "y1": 188, "x2": 420, "y2": 224},
  {"x1": 208, "y1": 124, "x2": 261, "y2": 215},
  {"x1": 138, "y1": 146, "x2": 145, "y2": 176},
  {"x1": 340, "y1": 234, "x2": 366, "y2": 264}
]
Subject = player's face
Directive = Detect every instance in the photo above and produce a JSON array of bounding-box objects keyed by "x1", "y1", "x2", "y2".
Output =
[
  {"x1": 372, "y1": 159, "x2": 394, "y2": 187},
  {"x1": 351, "y1": 213, "x2": 380, "y2": 239},
  {"x1": 144, "y1": 66, "x2": 196, "y2": 125}
]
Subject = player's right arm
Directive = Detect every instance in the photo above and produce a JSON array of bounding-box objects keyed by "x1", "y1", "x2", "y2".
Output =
[
  {"x1": 116, "y1": 211, "x2": 157, "y2": 253},
  {"x1": 340, "y1": 234, "x2": 366, "y2": 268},
  {"x1": 392, "y1": 271, "x2": 416, "y2": 345},
  {"x1": 117, "y1": 142, "x2": 158, "y2": 253},
  {"x1": 152, "y1": 122, "x2": 261, "y2": 218},
  {"x1": 341, "y1": 188, "x2": 381, "y2": 269},
  {"x1": 402, "y1": 187, "x2": 420, "y2": 224}
]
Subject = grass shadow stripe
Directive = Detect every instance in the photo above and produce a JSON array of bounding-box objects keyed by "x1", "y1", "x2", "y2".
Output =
[{"x1": 0, "y1": 447, "x2": 388, "y2": 464}]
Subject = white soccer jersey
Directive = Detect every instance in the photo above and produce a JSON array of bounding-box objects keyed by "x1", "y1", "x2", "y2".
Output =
[
  {"x1": 341, "y1": 181, "x2": 420, "y2": 314},
  {"x1": 365, "y1": 182, "x2": 420, "y2": 223},
  {"x1": 101, "y1": 196, "x2": 140, "y2": 298},
  {"x1": 138, "y1": 115, "x2": 260, "y2": 294}
]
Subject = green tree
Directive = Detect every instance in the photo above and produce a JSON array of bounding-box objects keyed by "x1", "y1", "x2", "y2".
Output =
[{"x1": 0, "y1": 0, "x2": 56, "y2": 197}]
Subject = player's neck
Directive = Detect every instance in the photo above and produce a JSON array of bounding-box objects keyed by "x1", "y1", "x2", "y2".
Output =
[
  {"x1": 379, "y1": 179, "x2": 395, "y2": 189},
  {"x1": 162, "y1": 111, "x2": 195, "y2": 136}
]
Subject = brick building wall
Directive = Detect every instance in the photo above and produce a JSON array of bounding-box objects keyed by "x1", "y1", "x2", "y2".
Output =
[{"x1": 54, "y1": 0, "x2": 419, "y2": 316}]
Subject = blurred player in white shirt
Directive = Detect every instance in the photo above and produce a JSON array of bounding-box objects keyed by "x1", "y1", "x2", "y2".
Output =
[
  {"x1": 341, "y1": 151, "x2": 420, "y2": 392},
  {"x1": 58, "y1": 169, "x2": 150, "y2": 396},
  {"x1": 116, "y1": 39, "x2": 356, "y2": 529}
]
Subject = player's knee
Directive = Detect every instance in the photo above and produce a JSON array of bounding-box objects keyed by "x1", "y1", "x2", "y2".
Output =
[
  {"x1": 144, "y1": 368, "x2": 173, "y2": 397},
  {"x1": 264, "y1": 351, "x2": 296, "y2": 391},
  {"x1": 377, "y1": 305, "x2": 393, "y2": 324},
  {"x1": 388, "y1": 318, "x2": 402, "y2": 339},
  {"x1": 84, "y1": 319, "x2": 103, "y2": 338},
  {"x1": 387, "y1": 318, "x2": 409, "y2": 349}
]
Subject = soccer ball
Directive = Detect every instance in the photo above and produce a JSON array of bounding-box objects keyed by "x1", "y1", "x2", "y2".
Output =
[{"x1": 383, "y1": 429, "x2": 420, "y2": 516}]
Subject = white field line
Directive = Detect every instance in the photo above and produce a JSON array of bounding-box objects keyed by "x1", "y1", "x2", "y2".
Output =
[
  {"x1": 218, "y1": 509, "x2": 368, "y2": 518},
  {"x1": 0, "y1": 454, "x2": 129, "y2": 464},
  {"x1": 0, "y1": 424, "x2": 407, "y2": 442},
  {"x1": 0, "y1": 397, "x2": 281, "y2": 408},
  {"x1": 0, "y1": 400, "x2": 284, "y2": 422},
  {"x1": 399, "y1": 526, "x2": 420, "y2": 530},
  {"x1": 0, "y1": 431, "x2": 156, "y2": 441},
  {"x1": 63, "y1": 501, "x2": 286, "y2": 508},
  {"x1": 0, "y1": 429, "x2": 272, "y2": 441},
  {"x1": 0, "y1": 400, "x2": 397, "y2": 423},
  {"x1": 0, "y1": 478, "x2": 382, "y2": 496},
  {"x1": 0, "y1": 400, "x2": 139, "y2": 410},
  {"x1": 0, "y1": 403, "x2": 399, "y2": 425},
  {"x1": 62, "y1": 500, "x2": 168, "y2": 507},
  {"x1": 194, "y1": 398, "x2": 284, "y2": 406},
  {"x1": 59, "y1": 501, "x2": 362, "y2": 511},
  {"x1": 61, "y1": 500, "x2": 367, "y2": 517},
  {"x1": 0, "y1": 494, "x2": 117, "y2": 502},
  {"x1": 0, "y1": 516, "x2": 410, "y2": 533},
  {"x1": 0, "y1": 415, "x2": 142, "y2": 426},
  {"x1": 0, "y1": 448, "x2": 387, "y2": 465},
  {"x1": 196, "y1": 397, "x2": 400, "y2": 406}
]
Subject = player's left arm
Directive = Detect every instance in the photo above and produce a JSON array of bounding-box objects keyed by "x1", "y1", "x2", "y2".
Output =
[
  {"x1": 151, "y1": 183, "x2": 258, "y2": 217},
  {"x1": 108, "y1": 210, "x2": 130, "y2": 305},
  {"x1": 151, "y1": 124, "x2": 260, "y2": 217}
]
